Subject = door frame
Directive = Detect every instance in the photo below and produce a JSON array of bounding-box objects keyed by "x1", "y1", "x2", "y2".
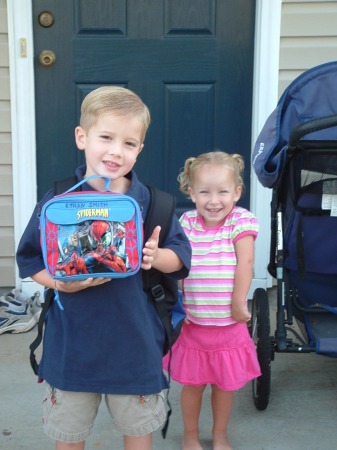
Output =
[{"x1": 8, "y1": 0, "x2": 281, "y2": 293}]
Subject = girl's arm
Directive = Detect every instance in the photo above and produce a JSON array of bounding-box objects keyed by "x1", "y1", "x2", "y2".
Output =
[{"x1": 231, "y1": 234, "x2": 255, "y2": 323}]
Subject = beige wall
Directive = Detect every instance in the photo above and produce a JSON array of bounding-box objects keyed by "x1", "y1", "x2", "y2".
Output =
[
  {"x1": 279, "y1": 0, "x2": 337, "y2": 96},
  {"x1": 0, "y1": 1, "x2": 15, "y2": 287}
]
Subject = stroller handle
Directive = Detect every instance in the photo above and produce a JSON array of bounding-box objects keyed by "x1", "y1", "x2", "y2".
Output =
[{"x1": 289, "y1": 114, "x2": 337, "y2": 148}]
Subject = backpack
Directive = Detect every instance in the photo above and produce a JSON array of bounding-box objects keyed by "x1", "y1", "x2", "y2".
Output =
[{"x1": 29, "y1": 176, "x2": 185, "y2": 437}]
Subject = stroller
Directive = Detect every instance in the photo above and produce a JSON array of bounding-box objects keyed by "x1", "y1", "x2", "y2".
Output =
[{"x1": 251, "y1": 61, "x2": 337, "y2": 410}]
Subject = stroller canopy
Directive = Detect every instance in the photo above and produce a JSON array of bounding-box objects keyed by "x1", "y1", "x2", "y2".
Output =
[{"x1": 252, "y1": 61, "x2": 337, "y2": 188}]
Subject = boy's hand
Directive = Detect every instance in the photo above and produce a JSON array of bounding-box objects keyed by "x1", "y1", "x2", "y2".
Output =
[
  {"x1": 141, "y1": 225, "x2": 161, "y2": 270},
  {"x1": 32, "y1": 269, "x2": 110, "y2": 293},
  {"x1": 56, "y1": 277, "x2": 110, "y2": 293}
]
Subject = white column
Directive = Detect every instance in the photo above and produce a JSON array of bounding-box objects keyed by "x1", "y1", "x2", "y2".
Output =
[
  {"x1": 8, "y1": 1, "x2": 41, "y2": 297},
  {"x1": 249, "y1": 0, "x2": 282, "y2": 296}
]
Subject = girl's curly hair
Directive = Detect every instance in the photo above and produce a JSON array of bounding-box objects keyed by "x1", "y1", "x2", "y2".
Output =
[{"x1": 178, "y1": 150, "x2": 245, "y2": 198}]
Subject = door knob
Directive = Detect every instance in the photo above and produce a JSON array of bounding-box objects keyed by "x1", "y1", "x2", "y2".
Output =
[{"x1": 39, "y1": 50, "x2": 56, "y2": 67}]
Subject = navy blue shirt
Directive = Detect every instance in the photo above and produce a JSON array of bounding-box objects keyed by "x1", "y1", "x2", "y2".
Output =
[{"x1": 16, "y1": 167, "x2": 191, "y2": 394}]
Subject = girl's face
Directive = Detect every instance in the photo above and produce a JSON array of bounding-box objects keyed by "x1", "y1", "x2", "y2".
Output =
[
  {"x1": 188, "y1": 164, "x2": 242, "y2": 228},
  {"x1": 75, "y1": 112, "x2": 144, "y2": 192}
]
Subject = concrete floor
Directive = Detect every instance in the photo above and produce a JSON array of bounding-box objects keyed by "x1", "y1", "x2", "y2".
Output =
[{"x1": 1, "y1": 287, "x2": 337, "y2": 450}]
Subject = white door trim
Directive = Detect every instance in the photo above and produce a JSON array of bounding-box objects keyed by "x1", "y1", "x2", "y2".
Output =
[
  {"x1": 250, "y1": 0, "x2": 282, "y2": 295},
  {"x1": 7, "y1": 1, "x2": 37, "y2": 293},
  {"x1": 8, "y1": 0, "x2": 282, "y2": 295}
]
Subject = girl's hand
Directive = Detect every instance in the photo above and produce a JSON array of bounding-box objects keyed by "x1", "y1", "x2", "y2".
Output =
[
  {"x1": 141, "y1": 226, "x2": 161, "y2": 270},
  {"x1": 231, "y1": 302, "x2": 251, "y2": 324},
  {"x1": 55, "y1": 277, "x2": 110, "y2": 293}
]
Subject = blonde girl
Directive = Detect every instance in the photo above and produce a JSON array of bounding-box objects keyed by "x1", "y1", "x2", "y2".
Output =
[{"x1": 164, "y1": 151, "x2": 261, "y2": 450}]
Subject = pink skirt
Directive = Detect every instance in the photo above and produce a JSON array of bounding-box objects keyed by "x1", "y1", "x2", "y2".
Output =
[{"x1": 163, "y1": 321, "x2": 261, "y2": 391}]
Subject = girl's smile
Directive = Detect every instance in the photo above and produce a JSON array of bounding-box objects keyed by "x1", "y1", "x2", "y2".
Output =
[{"x1": 188, "y1": 164, "x2": 241, "y2": 228}]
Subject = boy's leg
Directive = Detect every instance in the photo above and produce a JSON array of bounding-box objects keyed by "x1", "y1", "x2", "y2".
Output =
[
  {"x1": 211, "y1": 384, "x2": 233, "y2": 450},
  {"x1": 105, "y1": 392, "x2": 166, "y2": 441},
  {"x1": 124, "y1": 434, "x2": 152, "y2": 450},
  {"x1": 180, "y1": 384, "x2": 206, "y2": 450},
  {"x1": 42, "y1": 383, "x2": 101, "y2": 445}
]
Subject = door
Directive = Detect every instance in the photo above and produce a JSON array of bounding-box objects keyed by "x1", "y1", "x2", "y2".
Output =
[{"x1": 33, "y1": 0, "x2": 256, "y2": 215}]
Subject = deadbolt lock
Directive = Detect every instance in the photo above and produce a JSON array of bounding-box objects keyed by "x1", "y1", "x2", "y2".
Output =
[
  {"x1": 39, "y1": 50, "x2": 56, "y2": 67},
  {"x1": 38, "y1": 11, "x2": 54, "y2": 28}
]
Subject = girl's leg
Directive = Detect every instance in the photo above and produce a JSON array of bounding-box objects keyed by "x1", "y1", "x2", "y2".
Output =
[
  {"x1": 211, "y1": 384, "x2": 233, "y2": 450},
  {"x1": 56, "y1": 442, "x2": 85, "y2": 450},
  {"x1": 180, "y1": 384, "x2": 207, "y2": 450},
  {"x1": 124, "y1": 433, "x2": 152, "y2": 450}
]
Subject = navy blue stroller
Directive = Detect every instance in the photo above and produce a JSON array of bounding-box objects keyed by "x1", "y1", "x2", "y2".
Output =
[{"x1": 251, "y1": 61, "x2": 337, "y2": 410}]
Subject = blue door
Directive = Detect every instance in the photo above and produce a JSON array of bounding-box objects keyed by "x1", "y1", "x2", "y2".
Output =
[{"x1": 33, "y1": 0, "x2": 256, "y2": 214}]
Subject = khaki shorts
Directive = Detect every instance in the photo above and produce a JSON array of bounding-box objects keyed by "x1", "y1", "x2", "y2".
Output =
[{"x1": 42, "y1": 382, "x2": 168, "y2": 443}]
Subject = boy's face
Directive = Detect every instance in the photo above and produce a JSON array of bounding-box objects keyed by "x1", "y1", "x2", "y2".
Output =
[{"x1": 75, "y1": 112, "x2": 144, "y2": 188}]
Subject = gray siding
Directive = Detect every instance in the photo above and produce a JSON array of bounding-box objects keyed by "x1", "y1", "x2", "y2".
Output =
[
  {"x1": 280, "y1": 0, "x2": 337, "y2": 96},
  {"x1": 0, "y1": 1, "x2": 15, "y2": 287}
]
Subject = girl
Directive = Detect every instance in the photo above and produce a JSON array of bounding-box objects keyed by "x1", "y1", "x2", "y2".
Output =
[{"x1": 164, "y1": 151, "x2": 261, "y2": 450}]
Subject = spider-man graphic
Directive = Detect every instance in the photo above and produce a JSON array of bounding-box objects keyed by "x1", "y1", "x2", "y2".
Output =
[
  {"x1": 56, "y1": 252, "x2": 89, "y2": 276},
  {"x1": 55, "y1": 221, "x2": 128, "y2": 276},
  {"x1": 84, "y1": 221, "x2": 127, "y2": 273}
]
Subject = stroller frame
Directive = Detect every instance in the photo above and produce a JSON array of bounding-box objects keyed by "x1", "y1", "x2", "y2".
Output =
[{"x1": 251, "y1": 114, "x2": 337, "y2": 410}]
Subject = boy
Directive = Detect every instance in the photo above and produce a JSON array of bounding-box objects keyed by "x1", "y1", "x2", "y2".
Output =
[{"x1": 16, "y1": 86, "x2": 191, "y2": 450}]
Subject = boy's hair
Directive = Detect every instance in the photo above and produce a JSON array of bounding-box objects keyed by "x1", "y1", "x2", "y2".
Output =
[
  {"x1": 80, "y1": 86, "x2": 151, "y2": 143},
  {"x1": 178, "y1": 150, "x2": 245, "y2": 197}
]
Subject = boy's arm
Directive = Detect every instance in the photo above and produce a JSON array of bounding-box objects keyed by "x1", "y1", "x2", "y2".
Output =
[
  {"x1": 153, "y1": 247, "x2": 183, "y2": 273},
  {"x1": 32, "y1": 269, "x2": 110, "y2": 292},
  {"x1": 32, "y1": 269, "x2": 55, "y2": 289},
  {"x1": 141, "y1": 225, "x2": 184, "y2": 273}
]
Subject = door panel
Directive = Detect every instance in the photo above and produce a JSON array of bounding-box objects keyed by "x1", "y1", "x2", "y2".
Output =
[{"x1": 33, "y1": 0, "x2": 256, "y2": 215}]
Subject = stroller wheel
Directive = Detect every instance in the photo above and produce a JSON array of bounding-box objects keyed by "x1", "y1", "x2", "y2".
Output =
[{"x1": 251, "y1": 288, "x2": 271, "y2": 410}]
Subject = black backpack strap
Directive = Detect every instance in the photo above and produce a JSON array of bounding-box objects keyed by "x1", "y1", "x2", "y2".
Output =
[
  {"x1": 54, "y1": 176, "x2": 79, "y2": 195},
  {"x1": 142, "y1": 186, "x2": 177, "y2": 439},
  {"x1": 142, "y1": 186, "x2": 176, "y2": 345},
  {"x1": 29, "y1": 289, "x2": 55, "y2": 376},
  {"x1": 143, "y1": 185, "x2": 176, "y2": 246},
  {"x1": 30, "y1": 176, "x2": 78, "y2": 375}
]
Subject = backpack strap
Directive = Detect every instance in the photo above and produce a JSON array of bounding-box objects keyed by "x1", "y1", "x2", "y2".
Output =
[
  {"x1": 54, "y1": 176, "x2": 79, "y2": 194},
  {"x1": 142, "y1": 186, "x2": 177, "y2": 350},
  {"x1": 29, "y1": 289, "x2": 55, "y2": 376},
  {"x1": 142, "y1": 186, "x2": 177, "y2": 439},
  {"x1": 143, "y1": 185, "x2": 176, "y2": 245},
  {"x1": 30, "y1": 176, "x2": 79, "y2": 376}
]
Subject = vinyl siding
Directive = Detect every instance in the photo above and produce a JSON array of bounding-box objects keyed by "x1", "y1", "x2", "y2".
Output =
[
  {"x1": 0, "y1": 2, "x2": 15, "y2": 286},
  {"x1": 279, "y1": 0, "x2": 337, "y2": 95}
]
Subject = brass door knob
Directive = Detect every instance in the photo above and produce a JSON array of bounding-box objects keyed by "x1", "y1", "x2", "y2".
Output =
[{"x1": 39, "y1": 50, "x2": 56, "y2": 67}]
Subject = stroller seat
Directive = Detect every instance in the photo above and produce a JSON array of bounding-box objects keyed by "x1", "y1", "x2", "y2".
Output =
[{"x1": 282, "y1": 140, "x2": 337, "y2": 358}]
